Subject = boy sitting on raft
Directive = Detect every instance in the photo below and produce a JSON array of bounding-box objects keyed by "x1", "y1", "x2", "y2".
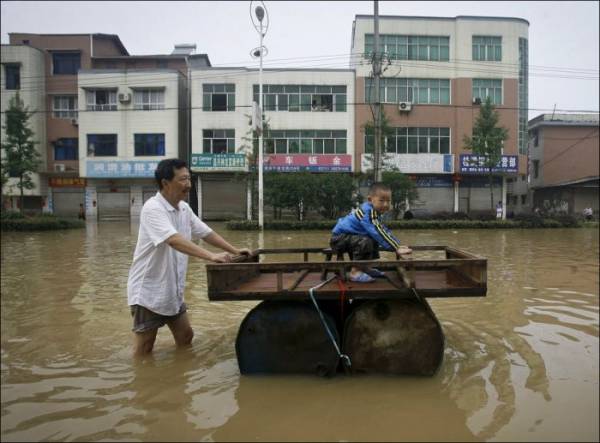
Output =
[{"x1": 330, "y1": 182, "x2": 412, "y2": 283}]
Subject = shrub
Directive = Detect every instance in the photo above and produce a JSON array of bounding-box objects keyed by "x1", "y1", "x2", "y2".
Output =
[
  {"x1": 0, "y1": 210, "x2": 25, "y2": 220},
  {"x1": 1, "y1": 215, "x2": 84, "y2": 231}
]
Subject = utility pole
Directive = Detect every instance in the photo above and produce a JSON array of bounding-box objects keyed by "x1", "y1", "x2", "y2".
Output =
[{"x1": 373, "y1": 0, "x2": 382, "y2": 182}]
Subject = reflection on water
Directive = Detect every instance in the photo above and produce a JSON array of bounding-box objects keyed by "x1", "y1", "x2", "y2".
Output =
[{"x1": 1, "y1": 223, "x2": 598, "y2": 441}]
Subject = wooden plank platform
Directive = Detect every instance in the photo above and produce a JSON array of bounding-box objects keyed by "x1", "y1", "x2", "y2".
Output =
[{"x1": 206, "y1": 246, "x2": 487, "y2": 301}]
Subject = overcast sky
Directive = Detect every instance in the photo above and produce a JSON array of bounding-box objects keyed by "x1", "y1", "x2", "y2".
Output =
[{"x1": 2, "y1": 1, "x2": 598, "y2": 119}]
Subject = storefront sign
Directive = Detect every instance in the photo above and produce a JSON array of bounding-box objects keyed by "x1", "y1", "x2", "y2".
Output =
[
  {"x1": 263, "y1": 154, "x2": 352, "y2": 172},
  {"x1": 86, "y1": 161, "x2": 159, "y2": 178},
  {"x1": 361, "y1": 154, "x2": 453, "y2": 173},
  {"x1": 415, "y1": 176, "x2": 453, "y2": 188},
  {"x1": 191, "y1": 154, "x2": 247, "y2": 171},
  {"x1": 49, "y1": 177, "x2": 87, "y2": 187},
  {"x1": 460, "y1": 154, "x2": 518, "y2": 173}
]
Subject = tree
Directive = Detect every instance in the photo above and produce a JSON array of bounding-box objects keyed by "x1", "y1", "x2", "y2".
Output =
[
  {"x1": 1, "y1": 93, "x2": 42, "y2": 214},
  {"x1": 314, "y1": 173, "x2": 356, "y2": 219},
  {"x1": 382, "y1": 171, "x2": 418, "y2": 220},
  {"x1": 362, "y1": 107, "x2": 395, "y2": 182},
  {"x1": 462, "y1": 95, "x2": 509, "y2": 211}
]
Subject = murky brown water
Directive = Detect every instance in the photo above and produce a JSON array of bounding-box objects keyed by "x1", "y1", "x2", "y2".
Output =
[{"x1": 1, "y1": 222, "x2": 598, "y2": 442}]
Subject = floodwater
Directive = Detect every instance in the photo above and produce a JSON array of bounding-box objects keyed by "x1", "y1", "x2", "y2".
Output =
[{"x1": 1, "y1": 222, "x2": 598, "y2": 442}]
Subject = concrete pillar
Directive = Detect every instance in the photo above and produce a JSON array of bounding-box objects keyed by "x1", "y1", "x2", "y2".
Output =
[
  {"x1": 130, "y1": 185, "x2": 143, "y2": 218},
  {"x1": 196, "y1": 175, "x2": 202, "y2": 219},
  {"x1": 85, "y1": 186, "x2": 97, "y2": 219},
  {"x1": 453, "y1": 180, "x2": 459, "y2": 213}
]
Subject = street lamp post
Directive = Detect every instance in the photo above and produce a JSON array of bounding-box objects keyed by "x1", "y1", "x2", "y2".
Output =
[{"x1": 251, "y1": 2, "x2": 268, "y2": 229}]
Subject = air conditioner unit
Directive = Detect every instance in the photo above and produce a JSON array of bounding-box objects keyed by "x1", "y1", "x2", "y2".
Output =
[
  {"x1": 472, "y1": 97, "x2": 482, "y2": 105},
  {"x1": 118, "y1": 92, "x2": 131, "y2": 103},
  {"x1": 71, "y1": 118, "x2": 78, "y2": 126},
  {"x1": 398, "y1": 101, "x2": 412, "y2": 112},
  {"x1": 54, "y1": 163, "x2": 66, "y2": 172}
]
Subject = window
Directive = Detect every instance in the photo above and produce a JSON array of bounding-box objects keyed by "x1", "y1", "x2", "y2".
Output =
[
  {"x1": 52, "y1": 52, "x2": 81, "y2": 75},
  {"x1": 86, "y1": 90, "x2": 117, "y2": 111},
  {"x1": 4, "y1": 65, "x2": 20, "y2": 90},
  {"x1": 53, "y1": 96, "x2": 78, "y2": 119},
  {"x1": 263, "y1": 130, "x2": 347, "y2": 154},
  {"x1": 87, "y1": 134, "x2": 117, "y2": 157},
  {"x1": 365, "y1": 127, "x2": 450, "y2": 154},
  {"x1": 533, "y1": 160, "x2": 539, "y2": 179},
  {"x1": 203, "y1": 129, "x2": 235, "y2": 154},
  {"x1": 472, "y1": 79, "x2": 502, "y2": 105},
  {"x1": 133, "y1": 89, "x2": 165, "y2": 110},
  {"x1": 202, "y1": 84, "x2": 235, "y2": 111},
  {"x1": 365, "y1": 34, "x2": 450, "y2": 61},
  {"x1": 521, "y1": 195, "x2": 527, "y2": 205},
  {"x1": 54, "y1": 138, "x2": 78, "y2": 160},
  {"x1": 532, "y1": 129, "x2": 539, "y2": 147},
  {"x1": 366, "y1": 78, "x2": 450, "y2": 104},
  {"x1": 472, "y1": 36, "x2": 502, "y2": 61},
  {"x1": 253, "y1": 85, "x2": 347, "y2": 112},
  {"x1": 135, "y1": 134, "x2": 165, "y2": 156}
]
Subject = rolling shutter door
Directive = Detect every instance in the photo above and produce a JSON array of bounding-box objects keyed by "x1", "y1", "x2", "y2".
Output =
[
  {"x1": 202, "y1": 177, "x2": 246, "y2": 220},
  {"x1": 53, "y1": 189, "x2": 84, "y2": 217},
  {"x1": 97, "y1": 190, "x2": 130, "y2": 219}
]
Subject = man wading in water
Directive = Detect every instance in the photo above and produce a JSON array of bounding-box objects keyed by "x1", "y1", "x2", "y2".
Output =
[{"x1": 127, "y1": 158, "x2": 250, "y2": 357}]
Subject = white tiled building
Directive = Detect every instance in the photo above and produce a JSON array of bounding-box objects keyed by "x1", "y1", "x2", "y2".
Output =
[
  {"x1": 78, "y1": 69, "x2": 187, "y2": 219},
  {"x1": 191, "y1": 67, "x2": 355, "y2": 220},
  {"x1": 1, "y1": 44, "x2": 47, "y2": 212}
]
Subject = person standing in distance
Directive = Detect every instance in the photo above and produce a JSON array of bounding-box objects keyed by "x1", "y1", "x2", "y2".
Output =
[{"x1": 127, "y1": 158, "x2": 251, "y2": 357}]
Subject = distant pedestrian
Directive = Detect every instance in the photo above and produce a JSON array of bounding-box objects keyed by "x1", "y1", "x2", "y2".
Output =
[
  {"x1": 583, "y1": 207, "x2": 593, "y2": 221},
  {"x1": 78, "y1": 204, "x2": 86, "y2": 220},
  {"x1": 496, "y1": 201, "x2": 503, "y2": 219}
]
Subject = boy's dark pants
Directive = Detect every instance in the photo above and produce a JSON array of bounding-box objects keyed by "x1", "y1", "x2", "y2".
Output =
[{"x1": 330, "y1": 233, "x2": 380, "y2": 261}]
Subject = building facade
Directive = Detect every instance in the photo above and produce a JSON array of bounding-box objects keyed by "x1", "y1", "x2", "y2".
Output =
[
  {"x1": 351, "y1": 15, "x2": 529, "y2": 216},
  {"x1": 526, "y1": 113, "x2": 599, "y2": 216},
  {"x1": 1, "y1": 44, "x2": 47, "y2": 213},
  {"x1": 191, "y1": 68, "x2": 355, "y2": 220},
  {"x1": 5, "y1": 33, "x2": 129, "y2": 216}
]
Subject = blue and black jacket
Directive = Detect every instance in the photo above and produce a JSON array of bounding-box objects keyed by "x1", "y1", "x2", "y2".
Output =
[{"x1": 332, "y1": 202, "x2": 402, "y2": 251}]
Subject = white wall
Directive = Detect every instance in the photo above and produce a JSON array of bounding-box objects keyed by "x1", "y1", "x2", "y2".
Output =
[
  {"x1": 190, "y1": 68, "x2": 356, "y2": 168},
  {"x1": 1, "y1": 44, "x2": 47, "y2": 197},
  {"x1": 77, "y1": 70, "x2": 181, "y2": 177}
]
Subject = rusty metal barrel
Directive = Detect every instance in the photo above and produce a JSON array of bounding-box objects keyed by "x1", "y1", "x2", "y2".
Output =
[
  {"x1": 342, "y1": 298, "x2": 445, "y2": 376},
  {"x1": 236, "y1": 300, "x2": 340, "y2": 376}
]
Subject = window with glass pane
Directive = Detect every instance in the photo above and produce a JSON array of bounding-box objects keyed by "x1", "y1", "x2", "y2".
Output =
[
  {"x1": 323, "y1": 139, "x2": 335, "y2": 154},
  {"x1": 87, "y1": 90, "x2": 117, "y2": 111},
  {"x1": 335, "y1": 139, "x2": 346, "y2": 154},
  {"x1": 276, "y1": 139, "x2": 287, "y2": 153},
  {"x1": 53, "y1": 96, "x2": 78, "y2": 118},
  {"x1": 87, "y1": 134, "x2": 117, "y2": 156},
  {"x1": 52, "y1": 52, "x2": 81, "y2": 75},
  {"x1": 54, "y1": 138, "x2": 78, "y2": 160},
  {"x1": 133, "y1": 90, "x2": 164, "y2": 110},
  {"x1": 135, "y1": 133, "x2": 165, "y2": 156},
  {"x1": 5, "y1": 65, "x2": 20, "y2": 89},
  {"x1": 288, "y1": 139, "x2": 300, "y2": 153},
  {"x1": 364, "y1": 135, "x2": 374, "y2": 153},
  {"x1": 300, "y1": 139, "x2": 312, "y2": 153}
]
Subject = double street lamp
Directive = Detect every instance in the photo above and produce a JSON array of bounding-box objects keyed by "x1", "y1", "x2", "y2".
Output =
[{"x1": 250, "y1": 1, "x2": 269, "y2": 229}]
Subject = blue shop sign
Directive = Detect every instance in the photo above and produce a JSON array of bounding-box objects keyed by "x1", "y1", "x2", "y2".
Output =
[
  {"x1": 86, "y1": 160, "x2": 158, "y2": 178},
  {"x1": 460, "y1": 154, "x2": 518, "y2": 173},
  {"x1": 191, "y1": 154, "x2": 246, "y2": 170}
]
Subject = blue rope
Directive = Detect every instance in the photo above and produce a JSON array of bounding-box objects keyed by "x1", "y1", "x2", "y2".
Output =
[{"x1": 308, "y1": 276, "x2": 352, "y2": 369}]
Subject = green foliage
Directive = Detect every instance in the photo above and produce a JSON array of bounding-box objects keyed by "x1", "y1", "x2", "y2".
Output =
[
  {"x1": 1, "y1": 93, "x2": 42, "y2": 214},
  {"x1": 0, "y1": 209, "x2": 25, "y2": 220},
  {"x1": 1, "y1": 215, "x2": 84, "y2": 231},
  {"x1": 226, "y1": 217, "x2": 581, "y2": 231},
  {"x1": 313, "y1": 173, "x2": 356, "y2": 219},
  {"x1": 381, "y1": 171, "x2": 418, "y2": 219},
  {"x1": 462, "y1": 96, "x2": 509, "y2": 210},
  {"x1": 362, "y1": 108, "x2": 396, "y2": 181}
]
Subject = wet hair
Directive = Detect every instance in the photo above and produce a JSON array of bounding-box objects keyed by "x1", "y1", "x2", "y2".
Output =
[
  {"x1": 154, "y1": 158, "x2": 188, "y2": 190},
  {"x1": 368, "y1": 182, "x2": 391, "y2": 196}
]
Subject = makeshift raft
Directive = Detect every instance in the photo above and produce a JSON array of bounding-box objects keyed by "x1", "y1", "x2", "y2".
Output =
[{"x1": 206, "y1": 246, "x2": 487, "y2": 376}]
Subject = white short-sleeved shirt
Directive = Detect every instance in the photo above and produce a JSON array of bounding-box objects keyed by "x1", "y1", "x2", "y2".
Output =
[{"x1": 127, "y1": 192, "x2": 213, "y2": 315}]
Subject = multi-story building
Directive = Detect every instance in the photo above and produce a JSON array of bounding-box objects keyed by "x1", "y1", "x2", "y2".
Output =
[
  {"x1": 77, "y1": 46, "x2": 210, "y2": 220},
  {"x1": 3, "y1": 34, "x2": 210, "y2": 219},
  {"x1": 191, "y1": 68, "x2": 355, "y2": 220},
  {"x1": 524, "y1": 113, "x2": 599, "y2": 216},
  {"x1": 1, "y1": 43, "x2": 46, "y2": 213},
  {"x1": 5, "y1": 33, "x2": 129, "y2": 216},
  {"x1": 351, "y1": 15, "x2": 529, "y2": 216}
]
